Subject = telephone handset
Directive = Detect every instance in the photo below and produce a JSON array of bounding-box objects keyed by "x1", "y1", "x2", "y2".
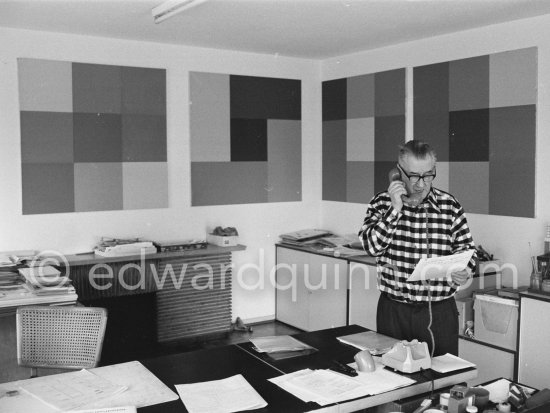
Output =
[{"x1": 388, "y1": 167, "x2": 423, "y2": 207}]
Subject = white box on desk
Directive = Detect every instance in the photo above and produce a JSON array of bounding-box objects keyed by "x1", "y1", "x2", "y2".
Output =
[{"x1": 206, "y1": 233, "x2": 238, "y2": 247}]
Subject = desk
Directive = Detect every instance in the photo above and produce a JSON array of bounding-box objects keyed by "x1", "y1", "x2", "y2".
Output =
[{"x1": 1, "y1": 325, "x2": 476, "y2": 413}]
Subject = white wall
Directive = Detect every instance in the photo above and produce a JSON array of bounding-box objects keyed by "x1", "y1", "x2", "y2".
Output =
[
  {"x1": 0, "y1": 27, "x2": 322, "y2": 323},
  {"x1": 320, "y1": 14, "x2": 550, "y2": 287}
]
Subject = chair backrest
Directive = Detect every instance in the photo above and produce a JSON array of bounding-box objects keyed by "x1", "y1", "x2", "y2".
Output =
[{"x1": 16, "y1": 305, "x2": 108, "y2": 370}]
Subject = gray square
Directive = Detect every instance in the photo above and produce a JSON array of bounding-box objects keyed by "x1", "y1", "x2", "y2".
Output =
[
  {"x1": 73, "y1": 113, "x2": 122, "y2": 162},
  {"x1": 347, "y1": 161, "x2": 374, "y2": 204},
  {"x1": 347, "y1": 74, "x2": 374, "y2": 119},
  {"x1": 122, "y1": 67, "x2": 166, "y2": 116},
  {"x1": 122, "y1": 114, "x2": 167, "y2": 162},
  {"x1": 20, "y1": 111, "x2": 74, "y2": 163},
  {"x1": 72, "y1": 63, "x2": 122, "y2": 114},
  {"x1": 22, "y1": 163, "x2": 75, "y2": 214}
]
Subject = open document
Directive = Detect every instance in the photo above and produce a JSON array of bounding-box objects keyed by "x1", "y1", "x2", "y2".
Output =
[
  {"x1": 19, "y1": 369, "x2": 127, "y2": 411},
  {"x1": 408, "y1": 250, "x2": 475, "y2": 282},
  {"x1": 175, "y1": 374, "x2": 267, "y2": 413},
  {"x1": 269, "y1": 367, "x2": 415, "y2": 406}
]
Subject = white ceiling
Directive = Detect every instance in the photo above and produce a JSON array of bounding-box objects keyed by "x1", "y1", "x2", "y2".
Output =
[{"x1": 2, "y1": 0, "x2": 550, "y2": 59}]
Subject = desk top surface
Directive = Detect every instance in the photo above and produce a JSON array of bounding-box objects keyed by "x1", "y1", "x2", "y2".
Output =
[
  {"x1": 1, "y1": 325, "x2": 477, "y2": 413},
  {"x1": 62, "y1": 244, "x2": 247, "y2": 266}
]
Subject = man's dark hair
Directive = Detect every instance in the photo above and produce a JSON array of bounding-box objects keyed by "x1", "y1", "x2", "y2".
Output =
[{"x1": 398, "y1": 140, "x2": 437, "y2": 162}]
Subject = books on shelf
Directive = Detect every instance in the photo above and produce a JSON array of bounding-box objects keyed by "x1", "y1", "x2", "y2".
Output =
[{"x1": 0, "y1": 264, "x2": 79, "y2": 308}]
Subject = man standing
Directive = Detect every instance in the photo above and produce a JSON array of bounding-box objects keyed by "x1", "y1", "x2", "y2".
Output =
[{"x1": 358, "y1": 140, "x2": 476, "y2": 356}]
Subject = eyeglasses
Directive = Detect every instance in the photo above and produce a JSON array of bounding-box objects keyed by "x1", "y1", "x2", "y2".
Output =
[{"x1": 397, "y1": 164, "x2": 436, "y2": 184}]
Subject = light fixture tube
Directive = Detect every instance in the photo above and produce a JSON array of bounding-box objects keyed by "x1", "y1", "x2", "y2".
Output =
[{"x1": 152, "y1": 0, "x2": 208, "y2": 24}]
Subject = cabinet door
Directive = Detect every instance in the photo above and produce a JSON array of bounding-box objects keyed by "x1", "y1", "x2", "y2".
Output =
[
  {"x1": 459, "y1": 339, "x2": 515, "y2": 386},
  {"x1": 518, "y1": 297, "x2": 550, "y2": 388},
  {"x1": 348, "y1": 262, "x2": 380, "y2": 331},
  {"x1": 307, "y1": 253, "x2": 347, "y2": 331},
  {"x1": 275, "y1": 247, "x2": 310, "y2": 330},
  {"x1": 275, "y1": 247, "x2": 347, "y2": 331}
]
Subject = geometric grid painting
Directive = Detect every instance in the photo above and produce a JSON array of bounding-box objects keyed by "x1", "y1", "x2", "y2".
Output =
[
  {"x1": 322, "y1": 68, "x2": 406, "y2": 203},
  {"x1": 414, "y1": 47, "x2": 537, "y2": 218},
  {"x1": 190, "y1": 72, "x2": 301, "y2": 206},
  {"x1": 18, "y1": 58, "x2": 167, "y2": 214}
]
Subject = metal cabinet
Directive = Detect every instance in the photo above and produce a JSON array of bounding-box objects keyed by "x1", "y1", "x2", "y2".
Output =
[{"x1": 275, "y1": 246, "x2": 348, "y2": 331}]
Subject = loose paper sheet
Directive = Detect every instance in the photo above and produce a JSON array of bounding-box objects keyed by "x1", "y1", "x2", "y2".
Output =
[
  {"x1": 408, "y1": 250, "x2": 474, "y2": 282},
  {"x1": 19, "y1": 369, "x2": 127, "y2": 411},
  {"x1": 175, "y1": 374, "x2": 267, "y2": 413},
  {"x1": 269, "y1": 365, "x2": 415, "y2": 407},
  {"x1": 430, "y1": 353, "x2": 476, "y2": 373}
]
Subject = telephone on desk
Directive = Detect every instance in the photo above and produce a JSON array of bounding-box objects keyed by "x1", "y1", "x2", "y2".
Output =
[{"x1": 388, "y1": 167, "x2": 423, "y2": 207}]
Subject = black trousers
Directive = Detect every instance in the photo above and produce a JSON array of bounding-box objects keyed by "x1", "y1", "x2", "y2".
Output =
[{"x1": 376, "y1": 292, "x2": 459, "y2": 357}]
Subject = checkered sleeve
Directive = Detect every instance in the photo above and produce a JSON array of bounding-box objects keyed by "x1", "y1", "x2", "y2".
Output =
[
  {"x1": 358, "y1": 193, "x2": 401, "y2": 256},
  {"x1": 450, "y1": 203, "x2": 477, "y2": 273}
]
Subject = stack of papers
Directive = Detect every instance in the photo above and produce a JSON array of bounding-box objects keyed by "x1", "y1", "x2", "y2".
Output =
[
  {"x1": 337, "y1": 331, "x2": 399, "y2": 355},
  {"x1": 67, "y1": 407, "x2": 136, "y2": 413},
  {"x1": 175, "y1": 374, "x2": 267, "y2": 413},
  {"x1": 249, "y1": 335, "x2": 317, "y2": 360},
  {"x1": 279, "y1": 229, "x2": 332, "y2": 245},
  {"x1": 478, "y1": 378, "x2": 535, "y2": 404},
  {"x1": 18, "y1": 265, "x2": 76, "y2": 297},
  {"x1": 269, "y1": 366, "x2": 415, "y2": 406},
  {"x1": 19, "y1": 369, "x2": 127, "y2": 411},
  {"x1": 430, "y1": 353, "x2": 476, "y2": 373}
]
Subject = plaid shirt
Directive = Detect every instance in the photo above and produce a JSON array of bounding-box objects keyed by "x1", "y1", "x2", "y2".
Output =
[{"x1": 359, "y1": 187, "x2": 477, "y2": 303}]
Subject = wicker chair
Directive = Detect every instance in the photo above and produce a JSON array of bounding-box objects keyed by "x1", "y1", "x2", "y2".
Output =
[{"x1": 16, "y1": 305, "x2": 108, "y2": 377}]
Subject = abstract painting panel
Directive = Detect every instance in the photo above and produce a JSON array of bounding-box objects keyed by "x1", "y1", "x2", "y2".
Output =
[
  {"x1": 190, "y1": 72, "x2": 301, "y2": 206},
  {"x1": 414, "y1": 47, "x2": 536, "y2": 217},
  {"x1": 322, "y1": 69, "x2": 406, "y2": 203},
  {"x1": 18, "y1": 58, "x2": 167, "y2": 214}
]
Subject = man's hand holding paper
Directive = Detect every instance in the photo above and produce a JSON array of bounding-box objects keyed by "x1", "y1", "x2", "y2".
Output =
[{"x1": 407, "y1": 249, "x2": 474, "y2": 282}]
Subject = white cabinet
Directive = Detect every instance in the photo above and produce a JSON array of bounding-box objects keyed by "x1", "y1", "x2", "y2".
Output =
[
  {"x1": 458, "y1": 338, "x2": 515, "y2": 386},
  {"x1": 275, "y1": 246, "x2": 348, "y2": 331},
  {"x1": 348, "y1": 262, "x2": 380, "y2": 331},
  {"x1": 518, "y1": 295, "x2": 550, "y2": 389}
]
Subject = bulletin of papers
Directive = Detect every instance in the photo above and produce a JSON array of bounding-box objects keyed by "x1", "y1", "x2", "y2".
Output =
[
  {"x1": 269, "y1": 365, "x2": 415, "y2": 406},
  {"x1": 175, "y1": 374, "x2": 267, "y2": 413}
]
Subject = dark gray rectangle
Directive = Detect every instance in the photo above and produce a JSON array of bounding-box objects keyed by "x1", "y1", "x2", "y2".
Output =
[
  {"x1": 122, "y1": 66, "x2": 166, "y2": 116},
  {"x1": 191, "y1": 162, "x2": 268, "y2": 206},
  {"x1": 230, "y1": 75, "x2": 301, "y2": 120},
  {"x1": 20, "y1": 111, "x2": 74, "y2": 163},
  {"x1": 414, "y1": 62, "x2": 449, "y2": 114},
  {"x1": 489, "y1": 105, "x2": 536, "y2": 218},
  {"x1": 122, "y1": 114, "x2": 167, "y2": 162},
  {"x1": 72, "y1": 63, "x2": 122, "y2": 114},
  {"x1": 73, "y1": 112, "x2": 122, "y2": 162},
  {"x1": 22, "y1": 163, "x2": 75, "y2": 214},
  {"x1": 374, "y1": 115, "x2": 405, "y2": 162},
  {"x1": 375, "y1": 68, "x2": 406, "y2": 117},
  {"x1": 322, "y1": 120, "x2": 347, "y2": 201}
]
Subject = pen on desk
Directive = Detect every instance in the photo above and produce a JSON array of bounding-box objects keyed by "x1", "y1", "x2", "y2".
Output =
[{"x1": 331, "y1": 360, "x2": 358, "y2": 377}]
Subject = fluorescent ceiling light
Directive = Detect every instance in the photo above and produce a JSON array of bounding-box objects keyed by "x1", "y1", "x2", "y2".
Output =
[{"x1": 152, "y1": 0, "x2": 208, "y2": 24}]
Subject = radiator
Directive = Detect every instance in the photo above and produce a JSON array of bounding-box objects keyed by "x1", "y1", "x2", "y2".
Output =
[{"x1": 156, "y1": 253, "x2": 233, "y2": 342}]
